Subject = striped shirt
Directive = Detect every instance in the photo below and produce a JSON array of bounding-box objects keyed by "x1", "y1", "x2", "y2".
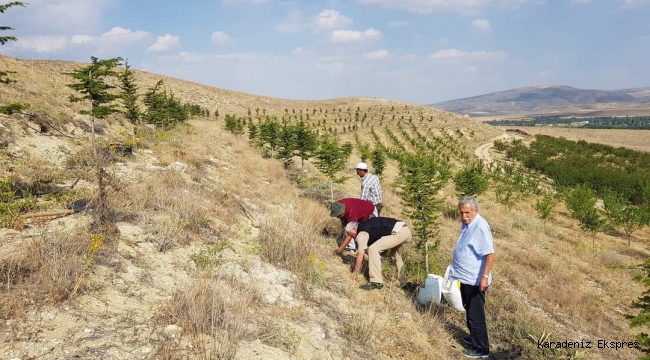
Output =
[{"x1": 360, "y1": 173, "x2": 383, "y2": 206}]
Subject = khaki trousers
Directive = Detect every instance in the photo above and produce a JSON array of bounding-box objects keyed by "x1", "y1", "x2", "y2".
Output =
[{"x1": 368, "y1": 227, "x2": 411, "y2": 284}]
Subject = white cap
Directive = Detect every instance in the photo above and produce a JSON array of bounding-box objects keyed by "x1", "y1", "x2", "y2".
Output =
[{"x1": 355, "y1": 162, "x2": 368, "y2": 170}]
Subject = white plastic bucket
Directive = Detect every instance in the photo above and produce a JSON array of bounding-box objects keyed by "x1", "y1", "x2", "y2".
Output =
[{"x1": 417, "y1": 274, "x2": 443, "y2": 306}]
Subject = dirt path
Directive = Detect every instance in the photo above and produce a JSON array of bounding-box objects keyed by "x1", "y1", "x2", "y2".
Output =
[{"x1": 474, "y1": 133, "x2": 522, "y2": 163}]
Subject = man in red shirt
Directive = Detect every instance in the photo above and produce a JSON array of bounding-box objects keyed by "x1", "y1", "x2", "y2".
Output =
[{"x1": 329, "y1": 198, "x2": 377, "y2": 253}]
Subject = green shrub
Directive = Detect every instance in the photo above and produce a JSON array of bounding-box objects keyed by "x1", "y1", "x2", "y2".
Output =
[{"x1": 0, "y1": 178, "x2": 36, "y2": 228}]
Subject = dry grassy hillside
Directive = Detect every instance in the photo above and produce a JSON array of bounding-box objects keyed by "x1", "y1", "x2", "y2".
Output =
[{"x1": 1, "y1": 55, "x2": 649, "y2": 360}]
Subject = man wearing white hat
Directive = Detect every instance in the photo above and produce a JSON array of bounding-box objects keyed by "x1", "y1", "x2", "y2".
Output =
[{"x1": 355, "y1": 162, "x2": 384, "y2": 215}]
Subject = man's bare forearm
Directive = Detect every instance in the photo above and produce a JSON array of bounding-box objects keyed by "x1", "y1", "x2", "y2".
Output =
[{"x1": 338, "y1": 235, "x2": 352, "y2": 253}]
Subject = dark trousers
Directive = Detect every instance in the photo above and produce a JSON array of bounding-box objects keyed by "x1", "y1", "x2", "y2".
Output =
[
  {"x1": 460, "y1": 283, "x2": 490, "y2": 353},
  {"x1": 375, "y1": 204, "x2": 383, "y2": 216}
]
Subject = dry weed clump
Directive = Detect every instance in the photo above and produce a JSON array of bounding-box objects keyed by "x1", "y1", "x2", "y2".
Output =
[
  {"x1": 255, "y1": 319, "x2": 301, "y2": 355},
  {"x1": 124, "y1": 170, "x2": 215, "y2": 251},
  {"x1": 259, "y1": 216, "x2": 311, "y2": 276},
  {"x1": 158, "y1": 275, "x2": 255, "y2": 359},
  {"x1": 0, "y1": 225, "x2": 107, "y2": 318},
  {"x1": 343, "y1": 312, "x2": 378, "y2": 346}
]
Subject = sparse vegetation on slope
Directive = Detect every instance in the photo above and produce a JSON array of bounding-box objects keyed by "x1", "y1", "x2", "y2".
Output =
[{"x1": 0, "y1": 55, "x2": 649, "y2": 360}]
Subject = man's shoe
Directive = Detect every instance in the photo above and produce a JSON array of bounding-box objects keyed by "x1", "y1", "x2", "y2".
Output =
[
  {"x1": 461, "y1": 348, "x2": 489, "y2": 358},
  {"x1": 344, "y1": 246, "x2": 356, "y2": 252},
  {"x1": 361, "y1": 282, "x2": 384, "y2": 290},
  {"x1": 460, "y1": 336, "x2": 472, "y2": 345}
]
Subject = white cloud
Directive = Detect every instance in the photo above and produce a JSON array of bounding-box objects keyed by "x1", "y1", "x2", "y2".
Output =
[
  {"x1": 364, "y1": 49, "x2": 389, "y2": 60},
  {"x1": 356, "y1": 0, "x2": 531, "y2": 14},
  {"x1": 388, "y1": 21, "x2": 409, "y2": 27},
  {"x1": 95, "y1": 27, "x2": 151, "y2": 48},
  {"x1": 70, "y1": 35, "x2": 94, "y2": 45},
  {"x1": 67, "y1": 27, "x2": 152, "y2": 52},
  {"x1": 211, "y1": 31, "x2": 232, "y2": 45},
  {"x1": 331, "y1": 28, "x2": 382, "y2": 43},
  {"x1": 316, "y1": 9, "x2": 353, "y2": 30},
  {"x1": 429, "y1": 49, "x2": 508, "y2": 61},
  {"x1": 12, "y1": 0, "x2": 110, "y2": 34},
  {"x1": 10, "y1": 35, "x2": 68, "y2": 53},
  {"x1": 292, "y1": 47, "x2": 315, "y2": 56},
  {"x1": 222, "y1": 0, "x2": 270, "y2": 4},
  {"x1": 6, "y1": 26, "x2": 151, "y2": 54},
  {"x1": 276, "y1": 9, "x2": 353, "y2": 33},
  {"x1": 147, "y1": 34, "x2": 181, "y2": 52},
  {"x1": 621, "y1": 0, "x2": 650, "y2": 9},
  {"x1": 571, "y1": 0, "x2": 593, "y2": 4},
  {"x1": 472, "y1": 19, "x2": 492, "y2": 32}
]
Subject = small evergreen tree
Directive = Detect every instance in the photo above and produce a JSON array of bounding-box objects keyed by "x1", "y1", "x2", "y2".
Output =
[
  {"x1": 0, "y1": 2, "x2": 25, "y2": 84},
  {"x1": 370, "y1": 148, "x2": 386, "y2": 178},
  {"x1": 248, "y1": 122, "x2": 258, "y2": 141},
  {"x1": 277, "y1": 122, "x2": 296, "y2": 168},
  {"x1": 259, "y1": 118, "x2": 281, "y2": 158},
  {"x1": 118, "y1": 61, "x2": 140, "y2": 140},
  {"x1": 313, "y1": 136, "x2": 351, "y2": 201},
  {"x1": 67, "y1": 56, "x2": 123, "y2": 156},
  {"x1": 629, "y1": 258, "x2": 650, "y2": 359},
  {"x1": 355, "y1": 134, "x2": 372, "y2": 162},
  {"x1": 453, "y1": 160, "x2": 488, "y2": 197},
  {"x1": 397, "y1": 152, "x2": 451, "y2": 274},
  {"x1": 293, "y1": 121, "x2": 318, "y2": 167},
  {"x1": 224, "y1": 114, "x2": 244, "y2": 134}
]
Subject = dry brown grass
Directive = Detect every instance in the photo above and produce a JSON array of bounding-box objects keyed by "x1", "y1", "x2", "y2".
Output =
[
  {"x1": 158, "y1": 275, "x2": 255, "y2": 360},
  {"x1": 0, "y1": 224, "x2": 111, "y2": 319}
]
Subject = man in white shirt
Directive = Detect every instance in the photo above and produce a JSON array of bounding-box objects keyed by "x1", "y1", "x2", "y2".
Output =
[
  {"x1": 449, "y1": 195, "x2": 494, "y2": 359},
  {"x1": 355, "y1": 162, "x2": 384, "y2": 215}
]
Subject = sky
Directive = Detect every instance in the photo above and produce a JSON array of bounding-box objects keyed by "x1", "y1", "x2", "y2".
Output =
[{"x1": 2, "y1": 0, "x2": 650, "y2": 104}]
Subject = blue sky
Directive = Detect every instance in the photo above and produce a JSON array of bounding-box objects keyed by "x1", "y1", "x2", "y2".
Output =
[{"x1": 2, "y1": 0, "x2": 650, "y2": 104}]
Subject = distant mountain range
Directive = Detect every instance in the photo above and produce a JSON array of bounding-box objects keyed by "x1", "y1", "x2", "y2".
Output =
[{"x1": 431, "y1": 85, "x2": 650, "y2": 119}]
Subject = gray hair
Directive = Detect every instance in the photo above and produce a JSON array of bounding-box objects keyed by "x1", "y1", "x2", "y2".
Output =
[
  {"x1": 345, "y1": 221, "x2": 358, "y2": 233},
  {"x1": 458, "y1": 195, "x2": 479, "y2": 210}
]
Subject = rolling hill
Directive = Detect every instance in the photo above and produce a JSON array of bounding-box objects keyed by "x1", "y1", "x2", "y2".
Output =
[
  {"x1": 431, "y1": 85, "x2": 650, "y2": 119},
  {"x1": 1, "y1": 55, "x2": 649, "y2": 359}
]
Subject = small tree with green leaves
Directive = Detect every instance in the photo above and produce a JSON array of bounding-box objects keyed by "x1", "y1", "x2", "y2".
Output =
[
  {"x1": 370, "y1": 147, "x2": 386, "y2": 178},
  {"x1": 397, "y1": 152, "x2": 451, "y2": 275},
  {"x1": 0, "y1": 2, "x2": 25, "y2": 84},
  {"x1": 248, "y1": 122, "x2": 258, "y2": 141},
  {"x1": 277, "y1": 122, "x2": 296, "y2": 168},
  {"x1": 258, "y1": 118, "x2": 281, "y2": 158},
  {"x1": 354, "y1": 133, "x2": 372, "y2": 162},
  {"x1": 453, "y1": 160, "x2": 488, "y2": 197},
  {"x1": 535, "y1": 191, "x2": 556, "y2": 221},
  {"x1": 628, "y1": 258, "x2": 650, "y2": 359},
  {"x1": 604, "y1": 191, "x2": 648, "y2": 246},
  {"x1": 565, "y1": 185, "x2": 604, "y2": 246},
  {"x1": 118, "y1": 61, "x2": 141, "y2": 141},
  {"x1": 293, "y1": 121, "x2": 318, "y2": 167},
  {"x1": 490, "y1": 162, "x2": 539, "y2": 208},
  {"x1": 224, "y1": 114, "x2": 244, "y2": 135},
  {"x1": 313, "y1": 136, "x2": 351, "y2": 201},
  {"x1": 0, "y1": 2, "x2": 29, "y2": 114},
  {"x1": 67, "y1": 56, "x2": 123, "y2": 156}
]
